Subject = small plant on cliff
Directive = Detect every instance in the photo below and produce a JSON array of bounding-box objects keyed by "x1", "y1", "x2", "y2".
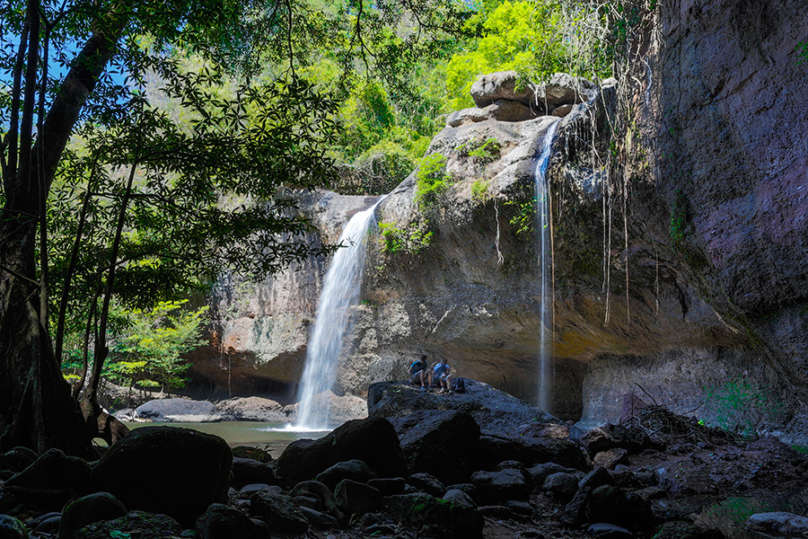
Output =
[
  {"x1": 379, "y1": 222, "x2": 433, "y2": 255},
  {"x1": 669, "y1": 189, "x2": 687, "y2": 244},
  {"x1": 505, "y1": 197, "x2": 538, "y2": 240},
  {"x1": 471, "y1": 178, "x2": 490, "y2": 203},
  {"x1": 469, "y1": 137, "x2": 502, "y2": 163},
  {"x1": 415, "y1": 153, "x2": 452, "y2": 210},
  {"x1": 797, "y1": 41, "x2": 808, "y2": 64}
]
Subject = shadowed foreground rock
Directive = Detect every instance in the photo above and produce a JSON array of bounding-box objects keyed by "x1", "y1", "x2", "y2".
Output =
[
  {"x1": 90, "y1": 427, "x2": 231, "y2": 526},
  {"x1": 274, "y1": 416, "x2": 405, "y2": 481}
]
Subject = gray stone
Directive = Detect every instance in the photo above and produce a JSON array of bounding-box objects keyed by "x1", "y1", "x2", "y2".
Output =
[
  {"x1": 195, "y1": 504, "x2": 264, "y2": 539},
  {"x1": 470, "y1": 469, "x2": 529, "y2": 504},
  {"x1": 532, "y1": 73, "x2": 597, "y2": 107},
  {"x1": 407, "y1": 473, "x2": 446, "y2": 497},
  {"x1": 389, "y1": 410, "x2": 480, "y2": 484},
  {"x1": 28, "y1": 513, "x2": 61, "y2": 535},
  {"x1": 231, "y1": 457, "x2": 274, "y2": 488},
  {"x1": 288, "y1": 480, "x2": 342, "y2": 520},
  {"x1": 487, "y1": 99, "x2": 541, "y2": 122},
  {"x1": 249, "y1": 491, "x2": 308, "y2": 534},
  {"x1": 587, "y1": 523, "x2": 633, "y2": 539},
  {"x1": 746, "y1": 512, "x2": 808, "y2": 537},
  {"x1": 135, "y1": 398, "x2": 221, "y2": 422},
  {"x1": 442, "y1": 489, "x2": 476, "y2": 508},
  {"x1": 471, "y1": 71, "x2": 535, "y2": 107},
  {"x1": 594, "y1": 448, "x2": 629, "y2": 470},
  {"x1": 316, "y1": 459, "x2": 377, "y2": 489},
  {"x1": 59, "y1": 492, "x2": 127, "y2": 539},
  {"x1": 447, "y1": 108, "x2": 493, "y2": 127},
  {"x1": 542, "y1": 472, "x2": 580, "y2": 502},
  {"x1": 528, "y1": 462, "x2": 579, "y2": 486},
  {"x1": 445, "y1": 483, "x2": 480, "y2": 504},
  {"x1": 238, "y1": 484, "x2": 282, "y2": 499},
  {"x1": 334, "y1": 479, "x2": 381, "y2": 515},
  {"x1": 552, "y1": 104, "x2": 574, "y2": 117}
]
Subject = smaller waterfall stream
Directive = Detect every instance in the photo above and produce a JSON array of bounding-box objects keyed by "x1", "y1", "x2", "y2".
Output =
[
  {"x1": 293, "y1": 197, "x2": 385, "y2": 431},
  {"x1": 536, "y1": 120, "x2": 560, "y2": 413}
]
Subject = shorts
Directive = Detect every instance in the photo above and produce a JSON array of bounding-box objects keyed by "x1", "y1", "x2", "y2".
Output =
[{"x1": 410, "y1": 370, "x2": 425, "y2": 384}]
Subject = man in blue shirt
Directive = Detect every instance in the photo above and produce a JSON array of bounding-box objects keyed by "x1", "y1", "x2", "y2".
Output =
[{"x1": 409, "y1": 355, "x2": 433, "y2": 391}]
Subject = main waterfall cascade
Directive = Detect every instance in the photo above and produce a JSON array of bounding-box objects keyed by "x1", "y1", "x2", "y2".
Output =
[
  {"x1": 292, "y1": 196, "x2": 387, "y2": 431},
  {"x1": 536, "y1": 120, "x2": 560, "y2": 413}
]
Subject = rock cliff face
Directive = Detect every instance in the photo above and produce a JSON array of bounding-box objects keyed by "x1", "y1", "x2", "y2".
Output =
[{"x1": 189, "y1": 0, "x2": 808, "y2": 438}]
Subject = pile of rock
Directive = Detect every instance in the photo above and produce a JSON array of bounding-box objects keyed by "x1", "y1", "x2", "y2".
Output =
[
  {"x1": 2, "y1": 382, "x2": 808, "y2": 538},
  {"x1": 446, "y1": 71, "x2": 597, "y2": 127}
]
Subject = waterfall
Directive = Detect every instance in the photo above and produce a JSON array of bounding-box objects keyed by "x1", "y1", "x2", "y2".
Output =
[
  {"x1": 293, "y1": 197, "x2": 385, "y2": 431},
  {"x1": 536, "y1": 120, "x2": 560, "y2": 413}
]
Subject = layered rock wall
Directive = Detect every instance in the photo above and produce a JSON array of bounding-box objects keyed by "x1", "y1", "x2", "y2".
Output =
[{"x1": 186, "y1": 2, "x2": 808, "y2": 437}]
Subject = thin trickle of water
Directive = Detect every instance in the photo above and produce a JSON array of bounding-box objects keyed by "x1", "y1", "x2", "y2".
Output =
[
  {"x1": 536, "y1": 120, "x2": 560, "y2": 413},
  {"x1": 294, "y1": 197, "x2": 386, "y2": 431}
]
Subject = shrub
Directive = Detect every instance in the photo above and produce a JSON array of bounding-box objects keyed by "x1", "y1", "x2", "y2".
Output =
[
  {"x1": 415, "y1": 153, "x2": 451, "y2": 209},
  {"x1": 701, "y1": 375, "x2": 786, "y2": 436}
]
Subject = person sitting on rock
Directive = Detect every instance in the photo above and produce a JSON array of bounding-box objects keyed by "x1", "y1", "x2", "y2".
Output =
[
  {"x1": 409, "y1": 355, "x2": 432, "y2": 391},
  {"x1": 433, "y1": 358, "x2": 453, "y2": 393}
]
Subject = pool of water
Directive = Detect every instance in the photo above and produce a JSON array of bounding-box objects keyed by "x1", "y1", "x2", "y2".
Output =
[{"x1": 123, "y1": 421, "x2": 330, "y2": 458}]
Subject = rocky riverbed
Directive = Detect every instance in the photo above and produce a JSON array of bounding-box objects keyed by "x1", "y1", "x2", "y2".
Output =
[{"x1": 1, "y1": 380, "x2": 807, "y2": 538}]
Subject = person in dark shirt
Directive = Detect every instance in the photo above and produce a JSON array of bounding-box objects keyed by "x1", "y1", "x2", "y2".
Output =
[{"x1": 408, "y1": 354, "x2": 433, "y2": 391}]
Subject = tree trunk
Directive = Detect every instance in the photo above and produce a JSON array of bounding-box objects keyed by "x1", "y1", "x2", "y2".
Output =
[{"x1": 0, "y1": 222, "x2": 92, "y2": 456}]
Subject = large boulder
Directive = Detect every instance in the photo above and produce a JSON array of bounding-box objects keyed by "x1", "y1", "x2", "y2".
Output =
[
  {"x1": 90, "y1": 426, "x2": 231, "y2": 526},
  {"x1": 388, "y1": 410, "x2": 480, "y2": 484},
  {"x1": 471, "y1": 71, "x2": 534, "y2": 108},
  {"x1": 368, "y1": 381, "x2": 556, "y2": 438},
  {"x1": 135, "y1": 398, "x2": 221, "y2": 422},
  {"x1": 274, "y1": 416, "x2": 405, "y2": 481},
  {"x1": 531, "y1": 73, "x2": 597, "y2": 107}
]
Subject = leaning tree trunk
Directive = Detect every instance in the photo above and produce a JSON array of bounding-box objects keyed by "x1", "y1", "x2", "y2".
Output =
[
  {"x1": 0, "y1": 1, "x2": 129, "y2": 456},
  {"x1": 0, "y1": 221, "x2": 92, "y2": 457}
]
